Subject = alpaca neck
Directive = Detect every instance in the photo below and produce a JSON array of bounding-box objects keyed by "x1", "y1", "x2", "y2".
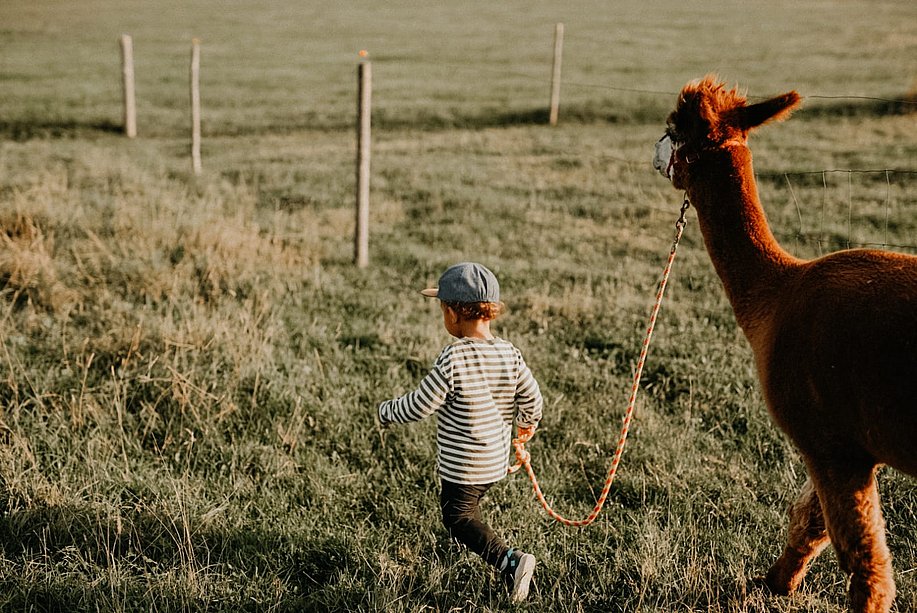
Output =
[{"x1": 686, "y1": 145, "x2": 799, "y2": 335}]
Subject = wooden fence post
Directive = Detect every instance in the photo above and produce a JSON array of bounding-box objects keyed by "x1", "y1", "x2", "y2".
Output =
[
  {"x1": 355, "y1": 61, "x2": 372, "y2": 268},
  {"x1": 190, "y1": 38, "x2": 202, "y2": 174},
  {"x1": 120, "y1": 34, "x2": 137, "y2": 138},
  {"x1": 549, "y1": 22, "x2": 564, "y2": 126}
]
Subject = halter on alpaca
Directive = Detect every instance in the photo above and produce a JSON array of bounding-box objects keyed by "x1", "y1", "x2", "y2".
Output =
[
  {"x1": 652, "y1": 134, "x2": 676, "y2": 180},
  {"x1": 654, "y1": 75, "x2": 917, "y2": 613}
]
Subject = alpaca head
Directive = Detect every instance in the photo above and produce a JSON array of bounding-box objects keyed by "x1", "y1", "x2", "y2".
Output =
[{"x1": 653, "y1": 75, "x2": 801, "y2": 188}]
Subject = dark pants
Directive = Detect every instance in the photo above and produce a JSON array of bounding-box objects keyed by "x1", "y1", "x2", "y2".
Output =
[{"x1": 440, "y1": 479, "x2": 509, "y2": 568}]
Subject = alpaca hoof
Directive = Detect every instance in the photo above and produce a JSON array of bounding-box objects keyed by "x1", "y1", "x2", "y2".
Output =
[{"x1": 763, "y1": 566, "x2": 797, "y2": 596}]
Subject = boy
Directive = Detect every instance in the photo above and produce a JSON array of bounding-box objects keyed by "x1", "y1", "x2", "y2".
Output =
[{"x1": 378, "y1": 262, "x2": 544, "y2": 602}]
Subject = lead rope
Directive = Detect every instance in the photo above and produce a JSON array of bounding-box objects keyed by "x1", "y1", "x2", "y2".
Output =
[{"x1": 508, "y1": 196, "x2": 691, "y2": 527}]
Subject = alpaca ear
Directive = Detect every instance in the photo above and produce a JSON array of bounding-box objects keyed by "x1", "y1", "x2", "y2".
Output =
[{"x1": 732, "y1": 91, "x2": 802, "y2": 131}]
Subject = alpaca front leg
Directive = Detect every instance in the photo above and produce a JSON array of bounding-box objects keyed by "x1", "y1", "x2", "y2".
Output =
[
  {"x1": 816, "y1": 467, "x2": 895, "y2": 613},
  {"x1": 765, "y1": 476, "x2": 830, "y2": 594}
]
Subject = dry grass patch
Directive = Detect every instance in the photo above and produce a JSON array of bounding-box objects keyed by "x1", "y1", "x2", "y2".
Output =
[{"x1": 0, "y1": 211, "x2": 74, "y2": 312}]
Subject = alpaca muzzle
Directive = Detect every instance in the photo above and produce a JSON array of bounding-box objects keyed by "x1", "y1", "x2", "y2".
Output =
[{"x1": 653, "y1": 134, "x2": 676, "y2": 180}]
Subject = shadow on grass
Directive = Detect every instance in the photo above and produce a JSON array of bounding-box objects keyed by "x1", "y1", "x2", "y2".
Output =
[
  {"x1": 373, "y1": 97, "x2": 671, "y2": 131},
  {"x1": 0, "y1": 119, "x2": 123, "y2": 141},
  {"x1": 0, "y1": 575, "x2": 224, "y2": 613},
  {"x1": 0, "y1": 501, "x2": 357, "y2": 610},
  {"x1": 0, "y1": 98, "x2": 669, "y2": 141},
  {"x1": 798, "y1": 95, "x2": 917, "y2": 119}
]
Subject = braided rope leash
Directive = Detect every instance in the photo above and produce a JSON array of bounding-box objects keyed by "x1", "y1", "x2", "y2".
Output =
[{"x1": 508, "y1": 196, "x2": 691, "y2": 527}]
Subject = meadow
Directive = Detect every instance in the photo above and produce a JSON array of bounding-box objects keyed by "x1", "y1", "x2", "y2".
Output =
[{"x1": 1, "y1": 0, "x2": 916, "y2": 611}]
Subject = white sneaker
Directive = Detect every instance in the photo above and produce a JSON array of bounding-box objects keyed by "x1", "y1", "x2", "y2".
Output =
[{"x1": 502, "y1": 549, "x2": 536, "y2": 602}]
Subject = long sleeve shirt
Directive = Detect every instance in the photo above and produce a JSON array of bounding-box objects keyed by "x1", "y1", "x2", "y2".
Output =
[{"x1": 378, "y1": 337, "x2": 543, "y2": 485}]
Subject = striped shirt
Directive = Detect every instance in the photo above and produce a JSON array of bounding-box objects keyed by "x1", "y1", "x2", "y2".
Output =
[{"x1": 378, "y1": 337, "x2": 543, "y2": 485}]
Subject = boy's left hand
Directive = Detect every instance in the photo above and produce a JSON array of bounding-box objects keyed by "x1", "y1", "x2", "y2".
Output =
[{"x1": 514, "y1": 425, "x2": 536, "y2": 444}]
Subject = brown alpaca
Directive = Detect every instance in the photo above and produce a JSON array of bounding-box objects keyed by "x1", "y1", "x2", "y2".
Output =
[{"x1": 652, "y1": 76, "x2": 917, "y2": 612}]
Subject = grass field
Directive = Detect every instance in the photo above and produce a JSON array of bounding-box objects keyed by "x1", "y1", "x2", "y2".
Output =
[{"x1": 1, "y1": 1, "x2": 916, "y2": 611}]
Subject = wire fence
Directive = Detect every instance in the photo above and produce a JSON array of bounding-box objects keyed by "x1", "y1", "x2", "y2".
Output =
[
  {"x1": 10, "y1": 29, "x2": 915, "y2": 257},
  {"x1": 764, "y1": 169, "x2": 917, "y2": 256}
]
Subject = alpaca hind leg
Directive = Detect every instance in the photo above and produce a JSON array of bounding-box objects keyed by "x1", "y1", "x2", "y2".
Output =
[
  {"x1": 816, "y1": 464, "x2": 895, "y2": 613},
  {"x1": 765, "y1": 476, "x2": 830, "y2": 594}
]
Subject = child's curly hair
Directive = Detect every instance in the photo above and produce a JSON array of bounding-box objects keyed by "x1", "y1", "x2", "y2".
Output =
[{"x1": 443, "y1": 301, "x2": 506, "y2": 322}]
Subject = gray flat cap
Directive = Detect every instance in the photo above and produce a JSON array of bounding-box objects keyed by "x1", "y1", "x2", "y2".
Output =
[{"x1": 420, "y1": 262, "x2": 500, "y2": 303}]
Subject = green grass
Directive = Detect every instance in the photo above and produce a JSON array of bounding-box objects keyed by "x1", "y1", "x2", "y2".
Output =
[{"x1": 1, "y1": 0, "x2": 916, "y2": 611}]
